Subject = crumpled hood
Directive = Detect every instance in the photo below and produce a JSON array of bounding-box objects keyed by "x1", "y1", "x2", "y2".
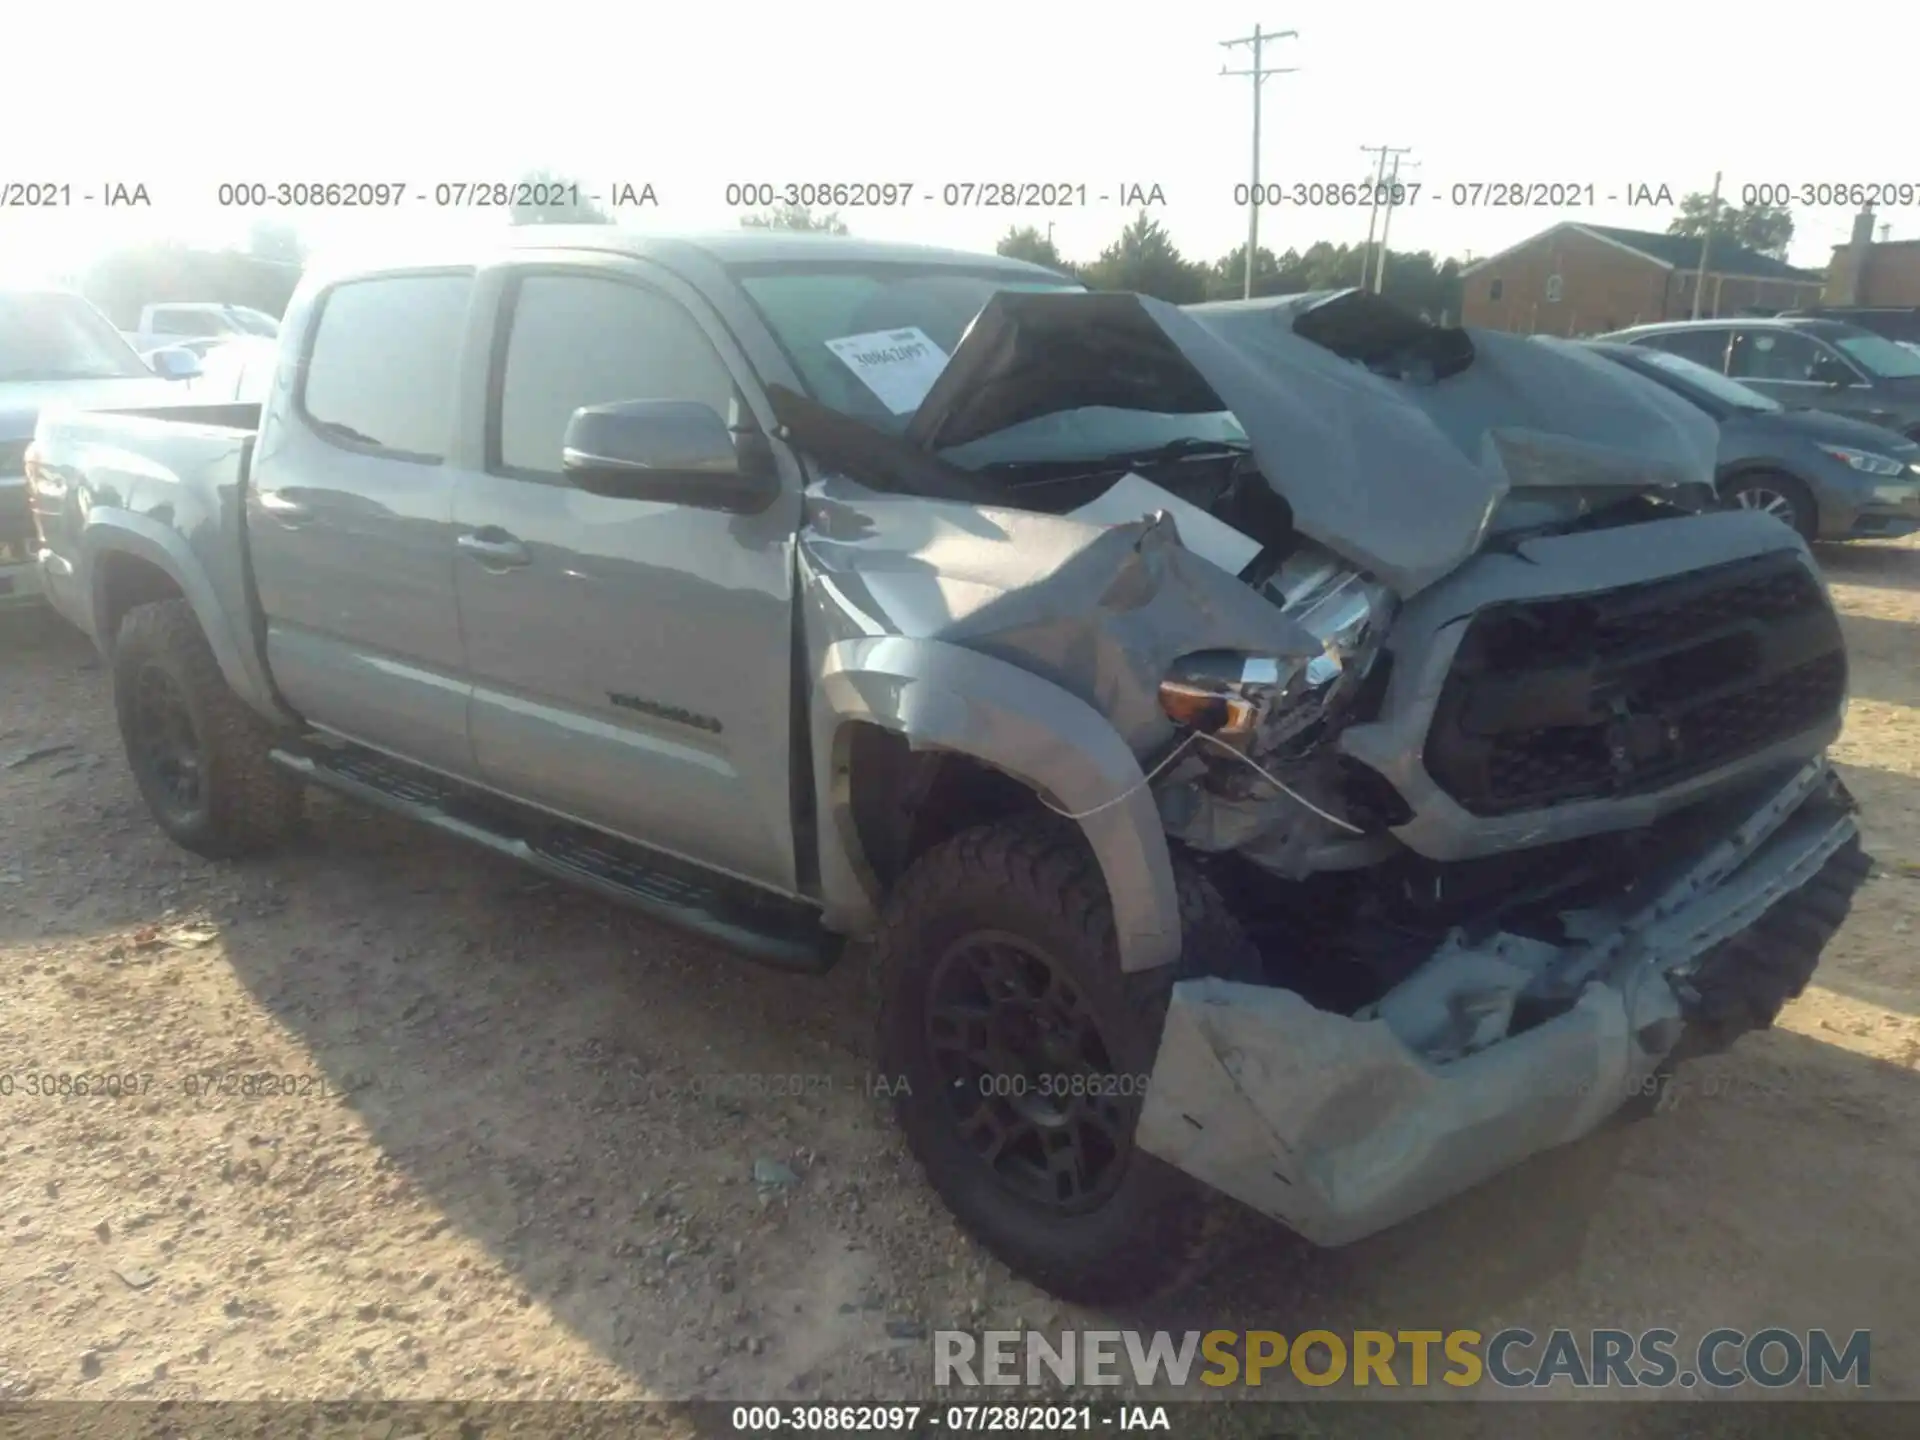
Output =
[
  {"x1": 885, "y1": 288, "x2": 1723, "y2": 596},
  {"x1": 0, "y1": 376, "x2": 185, "y2": 445}
]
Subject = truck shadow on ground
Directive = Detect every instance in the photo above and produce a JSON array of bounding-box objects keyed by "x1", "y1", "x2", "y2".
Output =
[{"x1": 196, "y1": 785, "x2": 1920, "y2": 1400}]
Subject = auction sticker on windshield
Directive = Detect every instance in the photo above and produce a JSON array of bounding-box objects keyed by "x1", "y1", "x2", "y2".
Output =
[{"x1": 825, "y1": 327, "x2": 950, "y2": 414}]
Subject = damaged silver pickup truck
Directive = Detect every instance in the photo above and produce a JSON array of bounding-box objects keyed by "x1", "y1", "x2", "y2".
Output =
[{"x1": 27, "y1": 230, "x2": 1869, "y2": 1305}]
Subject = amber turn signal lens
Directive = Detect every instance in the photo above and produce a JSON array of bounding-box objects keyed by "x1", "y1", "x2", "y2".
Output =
[{"x1": 1158, "y1": 681, "x2": 1257, "y2": 736}]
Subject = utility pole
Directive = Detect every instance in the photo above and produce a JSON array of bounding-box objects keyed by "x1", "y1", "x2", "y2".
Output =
[
  {"x1": 1360, "y1": 144, "x2": 1410, "y2": 292},
  {"x1": 1221, "y1": 23, "x2": 1299, "y2": 300},
  {"x1": 1690, "y1": 170, "x2": 1721, "y2": 320},
  {"x1": 1372, "y1": 152, "x2": 1418, "y2": 293}
]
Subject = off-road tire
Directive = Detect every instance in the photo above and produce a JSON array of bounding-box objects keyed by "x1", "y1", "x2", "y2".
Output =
[
  {"x1": 873, "y1": 815, "x2": 1258, "y2": 1306},
  {"x1": 112, "y1": 599, "x2": 303, "y2": 859}
]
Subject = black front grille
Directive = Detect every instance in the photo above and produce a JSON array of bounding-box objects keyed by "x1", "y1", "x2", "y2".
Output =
[{"x1": 1424, "y1": 553, "x2": 1847, "y2": 815}]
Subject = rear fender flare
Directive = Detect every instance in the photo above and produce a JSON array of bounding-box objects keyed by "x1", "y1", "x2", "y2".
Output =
[
  {"x1": 81, "y1": 509, "x2": 284, "y2": 721},
  {"x1": 812, "y1": 636, "x2": 1183, "y2": 973}
]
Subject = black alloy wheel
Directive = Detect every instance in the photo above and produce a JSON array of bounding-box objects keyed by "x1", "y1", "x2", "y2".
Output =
[{"x1": 925, "y1": 930, "x2": 1136, "y2": 1212}]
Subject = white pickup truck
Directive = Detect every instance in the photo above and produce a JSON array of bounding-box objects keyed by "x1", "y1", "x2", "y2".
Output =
[{"x1": 125, "y1": 302, "x2": 280, "y2": 360}]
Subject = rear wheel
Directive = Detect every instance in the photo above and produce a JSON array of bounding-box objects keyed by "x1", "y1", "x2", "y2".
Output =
[
  {"x1": 112, "y1": 599, "x2": 302, "y2": 859},
  {"x1": 1724, "y1": 471, "x2": 1817, "y2": 541},
  {"x1": 873, "y1": 816, "x2": 1257, "y2": 1305}
]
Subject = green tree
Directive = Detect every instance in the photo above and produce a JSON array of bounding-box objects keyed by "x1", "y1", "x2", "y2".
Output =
[
  {"x1": 1204, "y1": 244, "x2": 1263, "y2": 300},
  {"x1": 1078, "y1": 212, "x2": 1206, "y2": 303},
  {"x1": 245, "y1": 219, "x2": 306, "y2": 265},
  {"x1": 995, "y1": 225, "x2": 1066, "y2": 270},
  {"x1": 740, "y1": 203, "x2": 848, "y2": 234},
  {"x1": 1668, "y1": 191, "x2": 1794, "y2": 259},
  {"x1": 509, "y1": 169, "x2": 612, "y2": 225}
]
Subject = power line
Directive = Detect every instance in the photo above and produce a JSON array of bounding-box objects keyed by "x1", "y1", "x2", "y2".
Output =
[
  {"x1": 1220, "y1": 23, "x2": 1299, "y2": 301},
  {"x1": 1359, "y1": 145, "x2": 1412, "y2": 294},
  {"x1": 1372, "y1": 152, "x2": 1420, "y2": 293}
]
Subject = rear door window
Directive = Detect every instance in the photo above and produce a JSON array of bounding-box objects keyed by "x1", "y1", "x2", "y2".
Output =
[
  {"x1": 1728, "y1": 329, "x2": 1825, "y2": 383},
  {"x1": 1636, "y1": 328, "x2": 1731, "y2": 371},
  {"x1": 300, "y1": 274, "x2": 473, "y2": 462}
]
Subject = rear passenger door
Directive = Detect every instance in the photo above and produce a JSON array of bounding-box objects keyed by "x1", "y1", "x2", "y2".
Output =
[
  {"x1": 450, "y1": 259, "x2": 803, "y2": 891},
  {"x1": 1634, "y1": 326, "x2": 1732, "y2": 373},
  {"x1": 249, "y1": 270, "x2": 480, "y2": 778}
]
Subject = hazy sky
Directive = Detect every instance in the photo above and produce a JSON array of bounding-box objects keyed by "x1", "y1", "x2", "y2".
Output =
[{"x1": 5, "y1": 1, "x2": 1917, "y2": 282}]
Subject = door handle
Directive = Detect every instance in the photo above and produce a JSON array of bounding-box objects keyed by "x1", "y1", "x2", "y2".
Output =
[
  {"x1": 256, "y1": 490, "x2": 311, "y2": 523},
  {"x1": 457, "y1": 528, "x2": 531, "y2": 569}
]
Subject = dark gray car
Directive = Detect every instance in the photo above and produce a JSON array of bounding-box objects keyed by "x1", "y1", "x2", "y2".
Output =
[
  {"x1": 1600, "y1": 316, "x2": 1920, "y2": 442},
  {"x1": 1579, "y1": 340, "x2": 1920, "y2": 541}
]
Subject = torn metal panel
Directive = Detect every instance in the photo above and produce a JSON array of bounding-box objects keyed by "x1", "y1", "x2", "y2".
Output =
[
  {"x1": 1136, "y1": 762, "x2": 1860, "y2": 1246},
  {"x1": 1139, "y1": 976, "x2": 1641, "y2": 1247},
  {"x1": 798, "y1": 474, "x2": 1321, "y2": 753}
]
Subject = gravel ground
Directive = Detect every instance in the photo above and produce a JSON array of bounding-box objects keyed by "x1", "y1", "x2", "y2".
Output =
[{"x1": 1, "y1": 538, "x2": 1916, "y2": 1424}]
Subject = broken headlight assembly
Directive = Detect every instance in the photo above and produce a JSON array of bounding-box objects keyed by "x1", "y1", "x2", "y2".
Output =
[{"x1": 1159, "y1": 545, "x2": 1394, "y2": 753}]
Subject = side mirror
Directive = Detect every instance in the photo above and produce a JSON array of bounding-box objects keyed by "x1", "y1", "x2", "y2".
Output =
[
  {"x1": 561, "y1": 400, "x2": 777, "y2": 512},
  {"x1": 148, "y1": 346, "x2": 203, "y2": 381}
]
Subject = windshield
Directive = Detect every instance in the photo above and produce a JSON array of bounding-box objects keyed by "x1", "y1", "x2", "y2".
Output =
[
  {"x1": 1633, "y1": 346, "x2": 1781, "y2": 412},
  {"x1": 1834, "y1": 331, "x2": 1920, "y2": 378},
  {"x1": 734, "y1": 263, "x2": 1247, "y2": 468},
  {"x1": 0, "y1": 291, "x2": 151, "y2": 381}
]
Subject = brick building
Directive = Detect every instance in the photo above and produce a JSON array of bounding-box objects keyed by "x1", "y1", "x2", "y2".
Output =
[
  {"x1": 1458, "y1": 222, "x2": 1824, "y2": 336},
  {"x1": 1825, "y1": 213, "x2": 1920, "y2": 305}
]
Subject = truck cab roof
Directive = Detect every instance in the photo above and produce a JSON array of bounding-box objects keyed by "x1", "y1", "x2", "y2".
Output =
[{"x1": 316, "y1": 225, "x2": 1076, "y2": 284}]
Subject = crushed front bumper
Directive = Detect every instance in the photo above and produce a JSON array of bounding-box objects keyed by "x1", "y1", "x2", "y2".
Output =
[{"x1": 1136, "y1": 759, "x2": 1865, "y2": 1246}]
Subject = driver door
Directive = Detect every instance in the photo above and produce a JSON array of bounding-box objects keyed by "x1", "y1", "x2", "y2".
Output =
[{"x1": 450, "y1": 259, "x2": 804, "y2": 892}]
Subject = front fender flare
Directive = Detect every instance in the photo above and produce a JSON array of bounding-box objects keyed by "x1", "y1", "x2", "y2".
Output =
[
  {"x1": 812, "y1": 635, "x2": 1183, "y2": 973},
  {"x1": 81, "y1": 509, "x2": 285, "y2": 722}
]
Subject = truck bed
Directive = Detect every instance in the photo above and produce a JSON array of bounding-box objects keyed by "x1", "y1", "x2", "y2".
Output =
[{"x1": 31, "y1": 402, "x2": 264, "y2": 658}]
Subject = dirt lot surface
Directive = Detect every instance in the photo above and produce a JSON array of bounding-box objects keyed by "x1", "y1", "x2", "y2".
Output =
[{"x1": 2, "y1": 539, "x2": 1916, "y2": 1428}]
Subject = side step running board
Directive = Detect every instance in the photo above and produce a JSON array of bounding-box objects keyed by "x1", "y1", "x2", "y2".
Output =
[{"x1": 269, "y1": 743, "x2": 839, "y2": 975}]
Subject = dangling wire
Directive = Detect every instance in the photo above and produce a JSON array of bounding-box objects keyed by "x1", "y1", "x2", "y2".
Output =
[
  {"x1": 1192, "y1": 730, "x2": 1368, "y2": 835},
  {"x1": 1038, "y1": 727, "x2": 1368, "y2": 836},
  {"x1": 1038, "y1": 733, "x2": 1201, "y2": 820}
]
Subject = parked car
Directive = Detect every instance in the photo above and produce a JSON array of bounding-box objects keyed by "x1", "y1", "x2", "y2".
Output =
[
  {"x1": 1578, "y1": 340, "x2": 1920, "y2": 541},
  {"x1": 28, "y1": 244, "x2": 1867, "y2": 1303},
  {"x1": 0, "y1": 287, "x2": 201, "y2": 606},
  {"x1": 124, "y1": 302, "x2": 279, "y2": 358},
  {"x1": 1601, "y1": 316, "x2": 1920, "y2": 440}
]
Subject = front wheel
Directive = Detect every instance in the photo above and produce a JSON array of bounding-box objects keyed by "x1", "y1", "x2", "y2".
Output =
[
  {"x1": 872, "y1": 817, "x2": 1255, "y2": 1305},
  {"x1": 112, "y1": 599, "x2": 303, "y2": 859},
  {"x1": 1724, "y1": 471, "x2": 1817, "y2": 541}
]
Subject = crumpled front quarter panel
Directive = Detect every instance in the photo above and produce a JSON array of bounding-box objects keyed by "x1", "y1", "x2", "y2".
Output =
[{"x1": 799, "y1": 475, "x2": 1320, "y2": 966}]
